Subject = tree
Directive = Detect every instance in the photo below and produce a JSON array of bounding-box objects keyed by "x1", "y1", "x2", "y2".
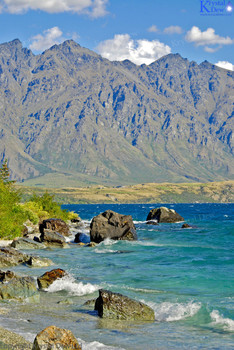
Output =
[{"x1": 0, "y1": 159, "x2": 15, "y2": 186}]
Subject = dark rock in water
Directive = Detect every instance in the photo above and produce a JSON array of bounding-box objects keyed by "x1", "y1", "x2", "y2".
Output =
[
  {"x1": 40, "y1": 229, "x2": 69, "y2": 248},
  {"x1": 181, "y1": 223, "x2": 192, "y2": 228},
  {"x1": 0, "y1": 270, "x2": 16, "y2": 282},
  {"x1": 11, "y1": 238, "x2": 46, "y2": 250},
  {"x1": 90, "y1": 210, "x2": 137, "y2": 243},
  {"x1": 146, "y1": 207, "x2": 184, "y2": 223},
  {"x1": 94, "y1": 289, "x2": 155, "y2": 321},
  {"x1": 0, "y1": 276, "x2": 39, "y2": 302},
  {"x1": 146, "y1": 220, "x2": 158, "y2": 225},
  {"x1": 37, "y1": 268, "x2": 66, "y2": 289},
  {"x1": 32, "y1": 325, "x2": 81, "y2": 350},
  {"x1": 74, "y1": 232, "x2": 90, "y2": 244},
  {"x1": 71, "y1": 218, "x2": 81, "y2": 223},
  {"x1": 0, "y1": 247, "x2": 30, "y2": 267},
  {"x1": 39, "y1": 218, "x2": 70, "y2": 237}
]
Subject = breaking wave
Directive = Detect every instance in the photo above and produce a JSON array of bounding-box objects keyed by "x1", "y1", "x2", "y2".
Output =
[
  {"x1": 45, "y1": 275, "x2": 100, "y2": 296},
  {"x1": 210, "y1": 310, "x2": 234, "y2": 331},
  {"x1": 145, "y1": 300, "x2": 201, "y2": 322}
]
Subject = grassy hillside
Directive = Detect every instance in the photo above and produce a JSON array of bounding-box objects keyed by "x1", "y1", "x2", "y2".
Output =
[{"x1": 19, "y1": 181, "x2": 234, "y2": 204}]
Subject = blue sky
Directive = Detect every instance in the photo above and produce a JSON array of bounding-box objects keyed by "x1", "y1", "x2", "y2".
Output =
[{"x1": 0, "y1": 0, "x2": 233, "y2": 69}]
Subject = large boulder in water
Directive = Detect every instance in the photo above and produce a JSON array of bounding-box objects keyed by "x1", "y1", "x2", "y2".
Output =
[
  {"x1": 39, "y1": 218, "x2": 70, "y2": 237},
  {"x1": 146, "y1": 207, "x2": 184, "y2": 223},
  {"x1": 90, "y1": 210, "x2": 137, "y2": 243},
  {"x1": 32, "y1": 325, "x2": 81, "y2": 350},
  {"x1": 37, "y1": 268, "x2": 66, "y2": 290},
  {"x1": 94, "y1": 289, "x2": 155, "y2": 321}
]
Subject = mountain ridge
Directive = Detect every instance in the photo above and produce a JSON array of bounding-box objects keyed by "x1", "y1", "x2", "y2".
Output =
[{"x1": 0, "y1": 39, "x2": 233, "y2": 187}]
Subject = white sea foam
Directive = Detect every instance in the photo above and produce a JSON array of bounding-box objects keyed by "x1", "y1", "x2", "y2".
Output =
[
  {"x1": 133, "y1": 220, "x2": 147, "y2": 224},
  {"x1": 100, "y1": 238, "x2": 118, "y2": 246},
  {"x1": 45, "y1": 275, "x2": 100, "y2": 296},
  {"x1": 124, "y1": 286, "x2": 162, "y2": 294},
  {"x1": 79, "y1": 339, "x2": 125, "y2": 350},
  {"x1": 145, "y1": 301, "x2": 201, "y2": 322},
  {"x1": 94, "y1": 249, "x2": 116, "y2": 254},
  {"x1": 135, "y1": 241, "x2": 164, "y2": 247},
  {"x1": 210, "y1": 310, "x2": 234, "y2": 331}
]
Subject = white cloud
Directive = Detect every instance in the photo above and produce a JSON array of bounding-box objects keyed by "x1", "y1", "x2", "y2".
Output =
[
  {"x1": 204, "y1": 46, "x2": 220, "y2": 53},
  {"x1": 148, "y1": 25, "x2": 158, "y2": 33},
  {"x1": 0, "y1": 0, "x2": 108, "y2": 17},
  {"x1": 185, "y1": 26, "x2": 234, "y2": 46},
  {"x1": 215, "y1": 61, "x2": 234, "y2": 71},
  {"x1": 29, "y1": 27, "x2": 64, "y2": 52},
  {"x1": 96, "y1": 34, "x2": 171, "y2": 65},
  {"x1": 164, "y1": 26, "x2": 183, "y2": 35}
]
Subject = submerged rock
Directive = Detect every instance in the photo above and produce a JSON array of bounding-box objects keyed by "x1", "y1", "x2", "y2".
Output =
[
  {"x1": 39, "y1": 218, "x2": 70, "y2": 237},
  {"x1": 94, "y1": 289, "x2": 155, "y2": 321},
  {"x1": 26, "y1": 256, "x2": 53, "y2": 268},
  {"x1": 40, "y1": 229, "x2": 69, "y2": 248},
  {"x1": 90, "y1": 210, "x2": 137, "y2": 243},
  {"x1": 0, "y1": 276, "x2": 39, "y2": 302},
  {"x1": 146, "y1": 220, "x2": 158, "y2": 225},
  {"x1": 11, "y1": 238, "x2": 46, "y2": 250},
  {"x1": 181, "y1": 223, "x2": 192, "y2": 228},
  {"x1": 146, "y1": 207, "x2": 184, "y2": 223},
  {"x1": 32, "y1": 325, "x2": 81, "y2": 350},
  {"x1": 37, "y1": 268, "x2": 66, "y2": 289}
]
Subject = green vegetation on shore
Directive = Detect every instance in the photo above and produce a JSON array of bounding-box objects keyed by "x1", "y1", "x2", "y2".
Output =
[
  {"x1": 19, "y1": 180, "x2": 234, "y2": 204},
  {"x1": 0, "y1": 161, "x2": 78, "y2": 239}
]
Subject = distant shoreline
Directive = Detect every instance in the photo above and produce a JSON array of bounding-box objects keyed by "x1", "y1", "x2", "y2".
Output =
[{"x1": 18, "y1": 180, "x2": 234, "y2": 204}]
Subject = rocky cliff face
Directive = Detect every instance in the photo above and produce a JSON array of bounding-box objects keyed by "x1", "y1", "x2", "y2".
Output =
[{"x1": 0, "y1": 39, "x2": 233, "y2": 186}]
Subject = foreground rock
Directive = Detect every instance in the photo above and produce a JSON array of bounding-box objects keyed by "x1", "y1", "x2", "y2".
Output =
[
  {"x1": 0, "y1": 247, "x2": 53, "y2": 268},
  {"x1": 11, "y1": 238, "x2": 46, "y2": 250},
  {"x1": 40, "y1": 218, "x2": 70, "y2": 237},
  {"x1": 32, "y1": 325, "x2": 81, "y2": 350},
  {"x1": 0, "y1": 276, "x2": 39, "y2": 302},
  {"x1": 146, "y1": 207, "x2": 184, "y2": 223},
  {"x1": 37, "y1": 268, "x2": 66, "y2": 289},
  {"x1": 0, "y1": 247, "x2": 29, "y2": 267},
  {"x1": 0, "y1": 326, "x2": 32, "y2": 350},
  {"x1": 94, "y1": 289, "x2": 155, "y2": 321},
  {"x1": 40, "y1": 229, "x2": 69, "y2": 248},
  {"x1": 90, "y1": 210, "x2": 137, "y2": 243}
]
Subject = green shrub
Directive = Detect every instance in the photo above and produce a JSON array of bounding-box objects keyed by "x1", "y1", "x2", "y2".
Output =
[
  {"x1": 27, "y1": 192, "x2": 73, "y2": 221},
  {"x1": 0, "y1": 181, "x2": 26, "y2": 239},
  {"x1": 0, "y1": 161, "x2": 80, "y2": 239}
]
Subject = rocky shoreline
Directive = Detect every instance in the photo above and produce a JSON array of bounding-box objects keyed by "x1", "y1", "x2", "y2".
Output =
[{"x1": 0, "y1": 207, "x2": 188, "y2": 349}]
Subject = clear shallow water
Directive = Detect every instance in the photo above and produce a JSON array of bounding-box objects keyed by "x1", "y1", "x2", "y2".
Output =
[{"x1": 1, "y1": 203, "x2": 233, "y2": 349}]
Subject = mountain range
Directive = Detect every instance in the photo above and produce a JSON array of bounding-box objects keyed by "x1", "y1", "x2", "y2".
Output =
[{"x1": 0, "y1": 39, "x2": 233, "y2": 187}]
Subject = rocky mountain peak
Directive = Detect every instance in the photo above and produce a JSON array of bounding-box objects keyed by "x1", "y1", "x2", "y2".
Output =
[{"x1": 0, "y1": 39, "x2": 233, "y2": 186}]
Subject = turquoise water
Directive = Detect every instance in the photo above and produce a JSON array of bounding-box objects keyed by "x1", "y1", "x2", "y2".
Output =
[{"x1": 1, "y1": 203, "x2": 233, "y2": 349}]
